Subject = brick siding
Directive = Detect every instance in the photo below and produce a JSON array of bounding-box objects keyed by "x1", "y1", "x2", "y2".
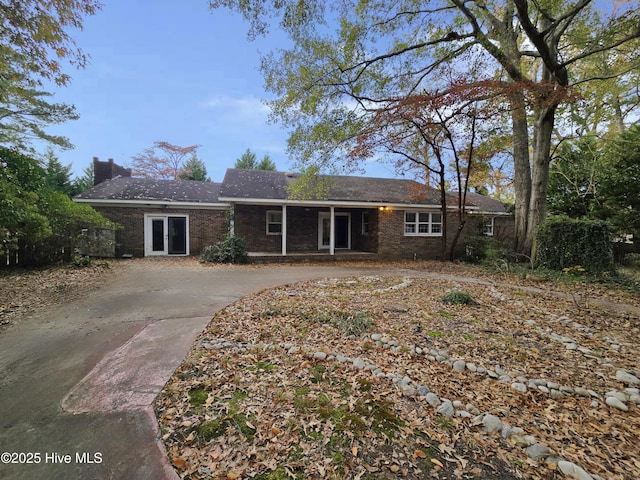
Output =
[
  {"x1": 94, "y1": 206, "x2": 227, "y2": 257},
  {"x1": 377, "y1": 209, "x2": 514, "y2": 260}
]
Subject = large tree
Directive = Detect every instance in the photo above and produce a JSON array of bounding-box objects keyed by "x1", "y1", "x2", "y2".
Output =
[
  {"x1": 210, "y1": 0, "x2": 640, "y2": 256},
  {"x1": 0, "y1": 0, "x2": 101, "y2": 149},
  {"x1": 234, "y1": 148, "x2": 277, "y2": 170},
  {"x1": 349, "y1": 82, "x2": 493, "y2": 259},
  {"x1": 547, "y1": 136, "x2": 602, "y2": 218},
  {"x1": 597, "y1": 124, "x2": 640, "y2": 241},
  {"x1": 131, "y1": 141, "x2": 200, "y2": 180},
  {"x1": 178, "y1": 154, "x2": 211, "y2": 181}
]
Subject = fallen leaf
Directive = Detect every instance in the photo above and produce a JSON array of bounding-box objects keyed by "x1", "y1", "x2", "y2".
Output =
[
  {"x1": 414, "y1": 449, "x2": 428, "y2": 459},
  {"x1": 431, "y1": 459, "x2": 444, "y2": 468},
  {"x1": 172, "y1": 458, "x2": 187, "y2": 470}
]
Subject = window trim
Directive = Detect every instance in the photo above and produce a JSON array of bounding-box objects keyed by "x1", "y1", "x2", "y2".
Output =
[
  {"x1": 361, "y1": 211, "x2": 370, "y2": 235},
  {"x1": 482, "y1": 217, "x2": 494, "y2": 236},
  {"x1": 266, "y1": 210, "x2": 282, "y2": 235},
  {"x1": 404, "y1": 211, "x2": 442, "y2": 237}
]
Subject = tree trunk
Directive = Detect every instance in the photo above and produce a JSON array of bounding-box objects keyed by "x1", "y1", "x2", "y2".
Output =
[
  {"x1": 510, "y1": 96, "x2": 532, "y2": 256},
  {"x1": 439, "y1": 176, "x2": 448, "y2": 261},
  {"x1": 524, "y1": 105, "x2": 555, "y2": 256},
  {"x1": 448, "y1": 215, "x2": 467, "y2": 261}
]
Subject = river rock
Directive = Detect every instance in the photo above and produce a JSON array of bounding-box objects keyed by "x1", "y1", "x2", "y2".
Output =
[
  {"x1": 453, "y1": 360, "x2": 466, "y2": 372},
  {"x1": 425, "y1": 392, "x2": 441, "y2": 408},
  {"x1": 526, "y1": 443, "x2": 553, "y2": 461},
  {"x1": 511, "y1": 382, "x2": 527, "y2": 393},
  {"x1": 558, "y1": 460, "x2": 594, "y2": 480},
  {"x1": 482, "y1": 414, "x2": 502, "y2": 434},
  {"x1": 605, "y1": 396, "x2": 628, "y2": 411},
  {"x1": 616, "y1": 370, "x2": 640, "y2": 385},
  {"x1": 437, "y1": 400, "x2": 455, "y2": 417}
]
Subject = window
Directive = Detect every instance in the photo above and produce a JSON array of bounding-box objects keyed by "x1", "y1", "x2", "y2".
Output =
[
  {"x1": 482, "y1": 217, "x2": 494, "y2": 236},
  {"x1": 404, "y1": 211, "x2": 442, "y2": 236},
  {"x1": 266, "y1": 210, "x2": 282, "y2": 235},
  {"x1": 362, "y1": 211, "x2": 369, "y2": 235}
]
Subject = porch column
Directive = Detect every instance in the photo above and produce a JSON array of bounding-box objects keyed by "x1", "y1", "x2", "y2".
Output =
[
  {"x1": 329, "y1": 206, "x2": 335, "y2": 255},
  {"x1": 228, "y1": 204, "x2": 235, "y2": 237},
  {"x1": 281, "y1": 204, "x2": 287, "y2": 256}
]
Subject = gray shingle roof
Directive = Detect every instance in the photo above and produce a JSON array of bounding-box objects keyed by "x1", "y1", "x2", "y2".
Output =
[
  {"x1": 75, "y1": 177, "x2": 223, "y2": 203},
  {"x1": 75, "y1": 169, "x2": 508, "y2": 214},
  {"x1": 462, "y1": 192, "x2": 509, "y2": 214},
  {"x1": 219, "y1": 169, "x2": 446, "y2": 205}
]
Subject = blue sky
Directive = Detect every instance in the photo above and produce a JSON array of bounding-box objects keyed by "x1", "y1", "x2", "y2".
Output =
[{"x1": 45, "y1": 0, "x2": 397, "y2": 182}]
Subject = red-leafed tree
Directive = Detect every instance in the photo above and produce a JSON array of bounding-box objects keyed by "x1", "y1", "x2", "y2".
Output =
[
  {"x1": 349, "y1": 81, "x2": 498, "y2": 259},
  {"x1": 131, "y1": 141, "x2": 200, "y2": 180}
]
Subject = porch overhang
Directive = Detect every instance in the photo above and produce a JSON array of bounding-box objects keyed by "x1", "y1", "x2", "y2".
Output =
[{"x1": 218, "y1": 196, "x2": 445, "y2": 210}]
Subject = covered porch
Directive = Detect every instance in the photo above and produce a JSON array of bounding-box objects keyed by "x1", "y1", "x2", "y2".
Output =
[{"x1": 232, "y1": 203, "x2": 380, "y2": 257}]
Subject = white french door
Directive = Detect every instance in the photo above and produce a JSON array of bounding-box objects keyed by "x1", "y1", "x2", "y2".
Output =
[{"x1": 144, "y1": 215, "x2": 189, "y2": 256}]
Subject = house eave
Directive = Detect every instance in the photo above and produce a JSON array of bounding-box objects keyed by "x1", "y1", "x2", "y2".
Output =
[
  {"x1": 218, "y1": 196, "x2": 470, "y2": 210},
  {"x1": 73, "y1": 198, "x2": 229, "y2": 209},
  {"x1": 469, "y1": 210, "x2": 512, "y2": 216}
]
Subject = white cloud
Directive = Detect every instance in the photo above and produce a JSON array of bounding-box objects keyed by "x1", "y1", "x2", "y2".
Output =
[{"x1": 200, "y1": 94, "x2": 271, "y2": 125}]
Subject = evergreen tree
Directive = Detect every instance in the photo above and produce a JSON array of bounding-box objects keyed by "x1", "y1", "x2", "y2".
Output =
[
  {"x1": 178, "y1": 155, "x2": 211, "y2": 181},
  {"x1": 234, "y1": 148, "x2": 276, "y2": 170}
]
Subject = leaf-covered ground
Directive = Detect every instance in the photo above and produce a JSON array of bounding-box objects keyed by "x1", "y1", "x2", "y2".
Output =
[
  {"x1": 0, "y1": 261, "x2": 115, "y2": 330},
  {"x1": 155, "y1": 265, "x2": 640, "y2": 480}
]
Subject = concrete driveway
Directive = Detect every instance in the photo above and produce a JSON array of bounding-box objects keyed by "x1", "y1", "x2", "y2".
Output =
[{"x1": 0, "y1": 259, "x2": 377, "y2": 480}]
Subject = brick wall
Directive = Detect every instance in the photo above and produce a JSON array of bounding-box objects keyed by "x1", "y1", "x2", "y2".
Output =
[
  {"x1": 376, "y1": 209, "x2": 514, "y2": 260},
  {"x1": 94, "y1": 206, "x2": 227, "y2": 257},
  {"x1": 377, "y1": 209, "x2": 444, "y2": 260},
  {"x1": 235, "y1": 204, "x2": 282, "y2": 252}
]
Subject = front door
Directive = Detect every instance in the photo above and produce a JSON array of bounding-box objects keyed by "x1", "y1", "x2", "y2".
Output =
[
  {"x1": 145, "y1": 215, "x2": 189, "y2": 256},
  {"x1": 318, "y1": 212, "x2": 351, "y2": 250}
]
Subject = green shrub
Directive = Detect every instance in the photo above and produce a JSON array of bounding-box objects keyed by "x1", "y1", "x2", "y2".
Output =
[
  {"x1": 535, "y1": 216, "x2": 614, "y2": 274},
  {"x1": 71, "y1": 255, "x2": 91, "y2": 267},
  {"x1": 200, "y1": 236, "x2": 248, "y2": 264},
  {"x1": 624, "y1": 252, "x2": 640, "y2": 268},
  {"x1": 462, "y1": 235, "x2": 512, "y2": 264},
  {"x1": 440, "y1": 288, "x2": 475, "y2": 305}
]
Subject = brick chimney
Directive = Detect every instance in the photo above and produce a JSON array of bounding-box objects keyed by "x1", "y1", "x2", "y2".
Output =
[{"x1": 93, "y1": 157, "x2": 132, "y2": 185}]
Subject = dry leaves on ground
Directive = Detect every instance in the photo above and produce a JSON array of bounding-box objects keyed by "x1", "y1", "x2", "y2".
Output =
[
  {"x1": 0, "y1": 262, "x2": 116, "y2": 330},
  {"x1": 156, "y1": 268, "x2": 640, "y2": 480}
]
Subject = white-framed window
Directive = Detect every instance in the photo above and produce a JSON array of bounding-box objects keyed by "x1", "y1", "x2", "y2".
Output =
[
  {"x1": 482, "y1": 217, "x2": 494, "y2": 236},
  {"x1": 266, "y1": 210, "x2": 282, "y2": 235},
  {"x1": 404, "y1": 211, "x2": 442, "y2": 236},
  {"x1": 362, "y1": 211, "x2": 370, "y2": 235}
]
